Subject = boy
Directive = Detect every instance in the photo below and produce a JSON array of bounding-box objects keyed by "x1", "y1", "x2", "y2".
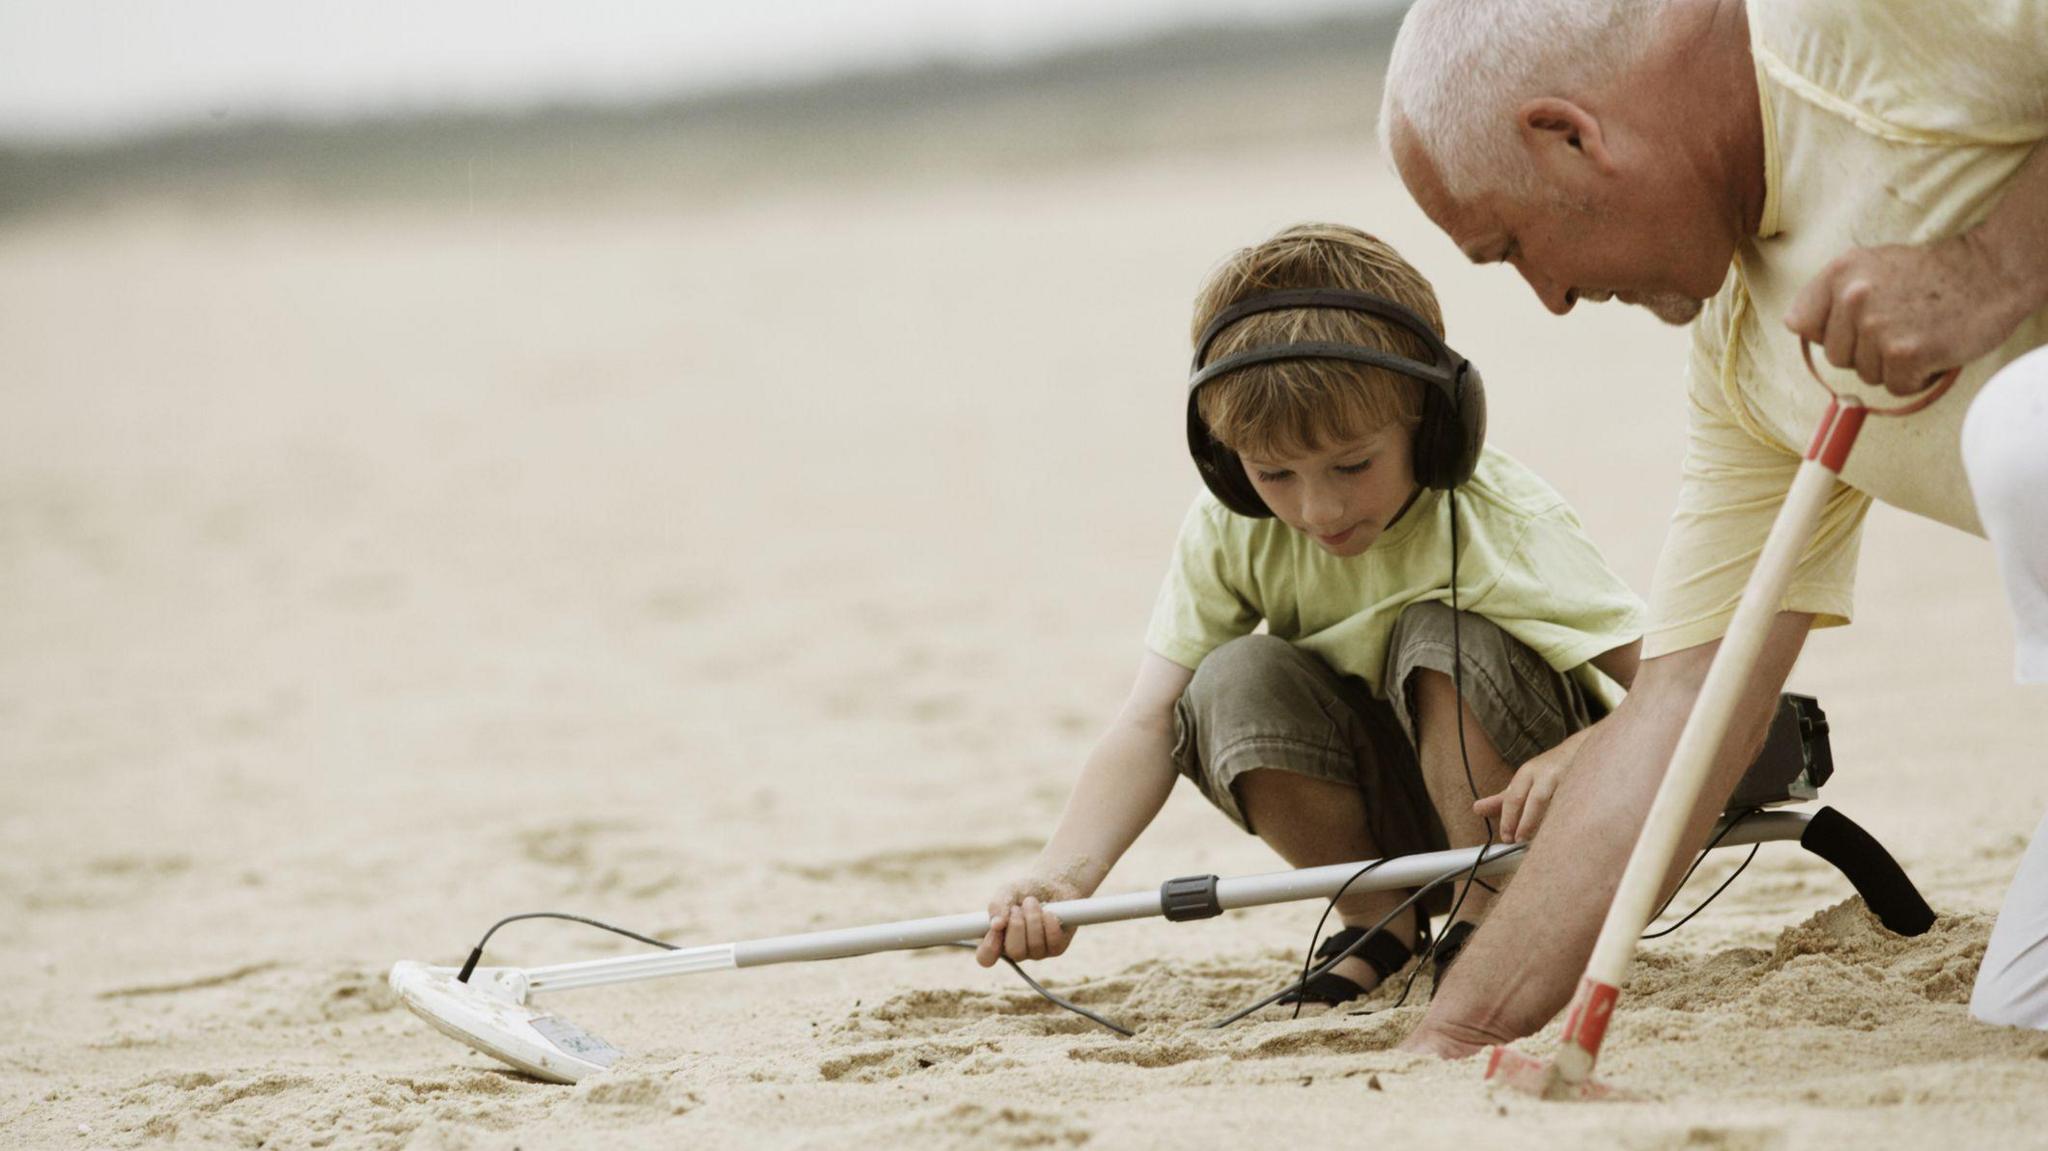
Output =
[{"x1": 975, "y1": 224, "x2": 1644, "y2": 1004}]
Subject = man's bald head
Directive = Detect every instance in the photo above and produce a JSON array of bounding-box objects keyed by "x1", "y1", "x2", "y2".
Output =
[
  {"x1": 1379, "y1": 0, "x2": 1765, "y2": 324},
  {"x1": 1379, "y1": 0, "x2": 1661, "y2": 200}
]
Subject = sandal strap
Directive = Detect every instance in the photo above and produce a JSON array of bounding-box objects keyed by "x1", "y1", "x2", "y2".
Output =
[
  {"x1": 1356, "y1": 930, "x2": 1417, "y2": 983},
  {"x1": 1312, "y1": 922, "x2": 1420, "y2": 984}
]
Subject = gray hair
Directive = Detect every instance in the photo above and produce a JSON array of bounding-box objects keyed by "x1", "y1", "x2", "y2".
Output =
[{"x1": 1379, "y1": 0, "x2": 1662, "y2": 198}]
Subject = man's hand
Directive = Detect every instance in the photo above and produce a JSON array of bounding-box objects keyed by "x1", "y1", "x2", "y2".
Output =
[
  {"x1": 1784, "y1": 230, "x2": 2037, "y2": 395},
  {"x1": 1472, "y1": 728, "x2": 1587, "y2": 843},
  {"x1": 975, "y1": 876, "x2": 1083, "y2": 967}
]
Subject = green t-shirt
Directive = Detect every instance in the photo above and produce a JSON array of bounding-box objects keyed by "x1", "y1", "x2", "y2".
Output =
[{"x1": 1145, "y1": 446, "x2": 1647, "y2": 712}]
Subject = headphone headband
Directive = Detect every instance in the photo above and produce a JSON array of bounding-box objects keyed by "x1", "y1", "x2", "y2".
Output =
[
  {"x1": 1190, "y1": 288, "x2": 1462, "y2": 379},
  {"x1": 1189, "y1": 340, "x2": 1459, "y2": 394}
]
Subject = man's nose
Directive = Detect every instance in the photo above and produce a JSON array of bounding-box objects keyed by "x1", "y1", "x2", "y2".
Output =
[{"x1": 1518, "y1": 265, "x2": 1577, "y2": 315}]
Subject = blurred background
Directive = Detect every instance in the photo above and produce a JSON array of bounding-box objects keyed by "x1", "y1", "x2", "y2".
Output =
[
  {"x1": 4, "y1": 2, "x2": 2031, "y2": 1138},
  {"x1": 3, "y1": 7, "x2": 2034, "y2": 1142}
]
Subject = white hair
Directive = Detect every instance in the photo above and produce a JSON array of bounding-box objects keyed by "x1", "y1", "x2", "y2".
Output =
[{"x1": 1378, "y1": 0, "x2": 1663, "y2": 198}]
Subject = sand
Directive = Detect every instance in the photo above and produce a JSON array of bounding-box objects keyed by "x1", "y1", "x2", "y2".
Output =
[{"x1": 6, "y1": 131, "x2": 2048, "y2": 1149}]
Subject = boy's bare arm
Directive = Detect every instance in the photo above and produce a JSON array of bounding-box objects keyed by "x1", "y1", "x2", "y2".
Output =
[
  {"x1": 976, "y1": 652, "x2": 1194, "y2": 966},
  {"x1": 1414, "y1": 611, "x2": 1810, "y2": 1056}
]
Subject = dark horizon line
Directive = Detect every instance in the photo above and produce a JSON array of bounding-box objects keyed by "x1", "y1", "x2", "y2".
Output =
[{"x1": 0, "y1": 8, "x2": 1406, "y2": 157}]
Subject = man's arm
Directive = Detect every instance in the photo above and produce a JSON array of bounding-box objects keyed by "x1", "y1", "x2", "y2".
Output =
[
  {"x1": 1472, "y1": 639, "x2": 1643, "y2": 841},
  {"x1": 1786, "y1": 142, "x2": 2048, "y2": 394},
  {"x1": 1405, "y1": 611, "x2": 1813, "y2": 1057},
  {"x1": 1591, "y1": 637, "x2": 1642, "y2": 690}
]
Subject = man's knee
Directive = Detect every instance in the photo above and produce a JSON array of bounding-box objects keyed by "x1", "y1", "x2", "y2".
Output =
[
  {"x1": 1963, "y1": 348, "x2": 2048, "y2": 525},
  {"x1": 1969, "y1": 962, "x2": 2048, "y2": 1030}
]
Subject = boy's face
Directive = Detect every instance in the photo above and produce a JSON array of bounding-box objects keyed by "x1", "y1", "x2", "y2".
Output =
[{"x1": 1238, "y1": 424, "x2": 1419, "y2": 558}]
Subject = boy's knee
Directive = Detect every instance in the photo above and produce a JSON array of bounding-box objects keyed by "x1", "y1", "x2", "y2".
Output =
[
  {"x1": 1385, "y1": 599, "x2": 1582, "y2": 766},
  {"x1": 1389, "y1": 600, "x2": 1457, "y2": 651},
  {"x1": 1963, "y1": 349, "x2": 2048, "y2": 526},
  {"x1": 1187, "y1": 634, "x2": 1300, "y2": 701}
]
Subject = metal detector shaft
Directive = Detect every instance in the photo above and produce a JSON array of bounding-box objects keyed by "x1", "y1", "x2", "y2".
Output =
[{"x1": 521, "y1": 811, "x2": 1810, "y2": 994}]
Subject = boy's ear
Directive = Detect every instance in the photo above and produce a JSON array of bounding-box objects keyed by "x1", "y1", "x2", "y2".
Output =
[{"x1": 1515, "y1": 97, "x2": 1616, "y2": 177}]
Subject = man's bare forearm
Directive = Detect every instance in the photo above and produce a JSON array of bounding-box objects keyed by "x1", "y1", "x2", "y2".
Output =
[
  {"x1": 1969, "y1": 141, "x2": 2048, "y2": 328},
  {"x1": 1403, "y1": 611, "x2": 1812, "y2": 1055}
]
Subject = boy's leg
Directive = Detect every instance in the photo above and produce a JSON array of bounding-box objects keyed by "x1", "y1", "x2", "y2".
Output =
[
  {"x1": 1233, "y1": 769, "x2": 1418, "y2": 990},
  {"x1": 1407, "y1": 667, "x2": 1517, "y2": 923},
  {"x1": 1174, "y1": 635, "x2": 1435, "y2": 989},
  {"x1": 1386, "y1": 602, "x2": 1598, "y2": 925},
  {"x1": 1962, "y1": 346, "x2": 2048, "y2": 1028}
]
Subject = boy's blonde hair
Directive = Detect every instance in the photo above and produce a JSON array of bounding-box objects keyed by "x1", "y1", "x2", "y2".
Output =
[{"x1": 1191, "y1": 223, "x2": 1444, "y2": 461}]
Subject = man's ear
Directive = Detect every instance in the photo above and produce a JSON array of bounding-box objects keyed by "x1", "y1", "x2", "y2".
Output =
[{"x1": 1515, "y1": 97, "x2": 1616, "y2": 175}]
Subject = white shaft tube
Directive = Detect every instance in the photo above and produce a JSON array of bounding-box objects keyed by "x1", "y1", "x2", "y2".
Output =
[{"x1": 521, "y1": 813, "x2": 1808, "y2": 995}]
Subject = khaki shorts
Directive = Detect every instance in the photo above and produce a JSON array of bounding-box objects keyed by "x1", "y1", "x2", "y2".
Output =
[{"x1": 1170, "y1": 603, "x2": 1603, "y2": 858}]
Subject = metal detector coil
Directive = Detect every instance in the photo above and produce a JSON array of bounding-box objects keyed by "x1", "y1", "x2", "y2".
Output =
[{"x1": 388, "y1": 962, "x2": 623, "y2": 1084}]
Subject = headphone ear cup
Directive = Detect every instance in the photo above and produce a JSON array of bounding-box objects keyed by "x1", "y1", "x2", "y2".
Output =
[
  {"x1": 1412, "y1": 367, "x2": 1487, "y2": 490},
  {"x1": 1411, "y1": 383, "x2": 1455, "y2": 490},
  {"x1": 1450, "y1": 364, "x2": 1487, "y2": 486},
  {"x1": 1201, "y1": 443, "x2": 1273, "y2": 518},
  {"x1": 1187, "y1": 395, "x2": 1273, "y2": 517}
]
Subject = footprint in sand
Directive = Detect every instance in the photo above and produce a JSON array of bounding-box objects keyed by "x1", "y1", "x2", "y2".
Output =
[
  {"x1": 782, "y1": 838, "x2": 1039, "y2": 885},
  {"x1": 574, "y1": 1071, "x2": 702, "y2": 1115},
  {"x1": 24, "y1": 853, "x2": 195, "y2": 911},
  {"x1": 906, "y1": 1102, "x2": 1091, "y2": 1149},
  {"x1": 817, "y1": 1040, "x2": 1009, "y2": 1082},
  {"x1": 509, "y1": 819, "x2": 686, "y2": 900}
]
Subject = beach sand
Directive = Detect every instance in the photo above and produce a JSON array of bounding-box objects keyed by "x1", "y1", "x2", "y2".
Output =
[{"x1": 5, "y1": 117, "x2": 2048, "y2": 1148}]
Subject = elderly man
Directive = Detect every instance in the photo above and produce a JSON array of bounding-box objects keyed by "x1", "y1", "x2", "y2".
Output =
[{"x1": 1380, "y1": 0, "x2": 2048, "y2": 1057}]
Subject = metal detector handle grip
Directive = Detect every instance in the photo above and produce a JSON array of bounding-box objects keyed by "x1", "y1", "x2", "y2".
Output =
[{"x1": 1799, "y1": 806, "x2": 1935, "y2": 936}]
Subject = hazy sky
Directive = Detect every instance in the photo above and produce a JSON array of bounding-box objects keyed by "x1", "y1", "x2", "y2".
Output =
[{"x1": 0, "y1": 0, "x2": 1404, "y2": 143}]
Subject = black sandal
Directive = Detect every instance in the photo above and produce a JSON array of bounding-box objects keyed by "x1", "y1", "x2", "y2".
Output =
[{"x1": 1279, "y1": 911, "x2": 1432, "y2": 1007}]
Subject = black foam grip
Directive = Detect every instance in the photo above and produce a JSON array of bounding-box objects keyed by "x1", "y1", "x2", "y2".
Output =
[
  {"x1": 1799, "y1": 806, "x2": 1936, "y2": 937},
  {"x1": 1161, "y1": 874, "x2": 1223, "y2": 922}
]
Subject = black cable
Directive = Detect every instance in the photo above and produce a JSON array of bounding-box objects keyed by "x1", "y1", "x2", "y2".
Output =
[
  {"x1": 1430, "y1": 485, "x2": 1500, "y2": 974},
  {"x1": 944, "y1": 943, "x2": 1134, "y2": 1037},
  {"x1": 1385, "y1": 484, "x2": 1501, "y2": 1010},
  {"x1": 456, "y1": 911, "x2": 677, "y2": 982},
  {"x1": 1288, "y1": 857, "x2": 1393, "y2": 1021},
  {"x1": 1641, "y1": 845, "x2": 1760, "y2": 941},
  {"x1": 1209, "y1": 842, "x2": 1526, "y2": 1029},
  {"x1": 1640, "y1": 807, "x2": 1763, "y2": 940}
]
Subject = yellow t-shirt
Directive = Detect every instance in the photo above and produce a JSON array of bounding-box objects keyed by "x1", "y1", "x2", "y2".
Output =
[
  {"x1": 1646, "y1": 0, "x2": 2048, "y2": 656},
  {"x1": 1146, "y1": 446, "x2": 1647, "y2": 712}
]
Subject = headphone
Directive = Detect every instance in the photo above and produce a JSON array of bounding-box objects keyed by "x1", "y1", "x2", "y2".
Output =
[{"x1": 1185, "y1": 288, "x2": 1487, "y2": 517}]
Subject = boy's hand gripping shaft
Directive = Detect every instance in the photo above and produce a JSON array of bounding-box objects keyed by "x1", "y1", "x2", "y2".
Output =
[{"x1": 1486, "y1": 350, "x2": 1956, "y2": 1100}]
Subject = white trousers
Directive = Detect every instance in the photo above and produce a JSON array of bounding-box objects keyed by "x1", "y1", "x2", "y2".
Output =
[{"x1": 1962, "y1": 345, "x2": 2048, "y2": 1029}]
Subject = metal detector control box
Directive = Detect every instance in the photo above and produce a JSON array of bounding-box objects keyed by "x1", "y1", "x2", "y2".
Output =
[{"x1": 1725, "y1": 693, "x2": 1833, "y2": 812}]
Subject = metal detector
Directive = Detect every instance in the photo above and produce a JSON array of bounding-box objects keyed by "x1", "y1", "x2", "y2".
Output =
[{"x1": 390, "y1": 800, "x2": 1930, "y2": 1084}]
